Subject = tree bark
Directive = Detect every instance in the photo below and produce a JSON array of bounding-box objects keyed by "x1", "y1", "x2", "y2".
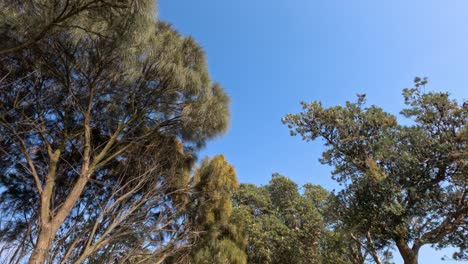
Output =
[
  {"x1": 401, "y1": 252, "x2": 418, "y2": 264},
  {"x1": 28, "y1": 223, "x2": 58, "y2": 264},
  {"x1": 29, "y1": 115, "x2": 93, "y2": 263},
  {"x1": 395, "y1": 237, "x2": 419, "y2": 264},
  {"x1": 366, "y1": 232, "x2": 383, "y2": 264},
  {"x1": 28, "y1": 151, "x2": 62, "y2": 264}
]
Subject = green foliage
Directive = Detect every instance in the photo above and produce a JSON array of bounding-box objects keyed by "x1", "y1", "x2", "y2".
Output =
[
  {"x1": 303, "y1": 184, "x2": 330, "y2": 213},
  {"x1": 189, "y1": 155, "x2": 247, "y2": 264},
  {"x1": 283, "y1": 79, "x2": 467, "y2": 263},
  {"x1": 320, "y1": 231, "x2": 362, "y2": 264},
  {"x1": 0, "y1": 1, "x2": 230, "y2": 262},
  {"x1": 0, "y1": 0, "x2": 156, "y2": 59},
  {"x1": 2, "y1": 1, "x2": 466, "y2": 263},
  {"x1": 234, "y1": 174, "x2": 323, "y2": 264}
]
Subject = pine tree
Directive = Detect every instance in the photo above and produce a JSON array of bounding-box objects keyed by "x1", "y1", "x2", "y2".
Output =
[
  {"x1": 189, "y1": 155, "x2": 247, "y2": 264},
  {"x1": 0, "y1": 0, "x2": 156, "y2": 57},
  {"x1": 0, "y1": 2, "x2": 230, "y2": 262}
]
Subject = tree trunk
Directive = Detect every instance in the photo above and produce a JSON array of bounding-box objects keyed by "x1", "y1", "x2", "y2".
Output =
[
  {"x1": 28, "y1": 175, "x2": 89, "y2": 264},
  {"x1": 29, "y1": 117, "x2": 94, "y2": 263},
  {"x1": 395, "y1": 237, "x2": 419, "y2": 264},
  {"x1": 28, "y1": 223, "x2": 58, "y2": 264},
  {"x1": 401, "y1": 252, "x2": 418, "y2": 264}
]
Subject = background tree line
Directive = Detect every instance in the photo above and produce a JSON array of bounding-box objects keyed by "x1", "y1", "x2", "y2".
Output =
[{"x1": 0, "y1": 0, "x2": 466, "y2": 264}]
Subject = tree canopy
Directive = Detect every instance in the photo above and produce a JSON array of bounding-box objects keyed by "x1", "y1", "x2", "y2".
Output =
[
  {"x1": 0, "y1": 1, "x2": 229, "y2": 263},
  {"x1": 188, "y1": 155, "x2": 247, "y2": 264},
  {"x1": 1, "y1": 1, "x2": 466, "y2": 264},
  {"x1": 233, "y1": 173, "x2": 324, "y2": 264},
  {"x1": 283, "y1": 78, "x2": 467, "y2": 264}
]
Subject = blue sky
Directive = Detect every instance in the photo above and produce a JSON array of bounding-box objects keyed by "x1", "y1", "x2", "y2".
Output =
[{"x1": 159, "y1": 1, "x2": 467, "y2": 263}]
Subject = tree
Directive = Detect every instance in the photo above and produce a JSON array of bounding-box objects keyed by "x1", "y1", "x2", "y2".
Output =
[
  {"x1": 283, "y1": 78, "x2": 467, "y2": 264},
  {"x1": 0, "y1": 0, "x2": 155, "y2": 56},
  {"x1": 233, "y1": 174, "x2": 323, "y2": 264},
  {"x1": 61, "y1": 137, "x2": 195, "y2": 263},
  {"x1": 323, "y1": 191, "x2": 394, "y2": 264},
  {"x1": 187, "y1": 155, "x2": 247, "y2": 264},
  {"x1": 302, "y1": 184, "x2": 364, "y2": 264},
  {"x1": 0, "y1": 5, "x2": 230, "y2": 262}
]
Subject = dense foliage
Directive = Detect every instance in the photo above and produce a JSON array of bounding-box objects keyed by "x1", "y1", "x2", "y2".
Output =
[
  {"x1": 283, "y1": 79, "x2": 467, "y2": 264},
  {"x1": 1, "y1": 1, "x2": 466, "y2": 264},
  {"x1": 0, "y1": 0, "x2": 229, "y2": 263},
  {"x1": 189, "y1": 156, "x2": 247, "y2": 264},
  {"x1": 233, "y1": 174, "x2": 323, "y2": 264}
]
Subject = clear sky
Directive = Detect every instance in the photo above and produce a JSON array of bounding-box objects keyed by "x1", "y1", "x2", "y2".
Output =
[{"x1": 159, "y1": 1, "x2": 467, "y2": 263}]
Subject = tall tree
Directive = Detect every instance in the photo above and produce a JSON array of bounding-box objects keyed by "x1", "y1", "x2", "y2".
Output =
[
  {"x1": 187, "y1": 155, "x2": 247, "y2": 264},
  {"x1": 0, "y1": 4, "x2": 230, "y2": 262},
  {"x1": 283, "y1": 78, "x2": 467, "y2": 264}
]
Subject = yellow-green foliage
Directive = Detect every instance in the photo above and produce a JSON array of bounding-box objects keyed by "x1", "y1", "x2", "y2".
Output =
[
  {"x1": 191, "y1": 155, "x2": 247, "y2": 264},
  {"x1": 365, "y1": 157, "x2": 388, "y2": 183},
  {"x1": 193, "y1": 155, "x2": 238, "y2": 226}
]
